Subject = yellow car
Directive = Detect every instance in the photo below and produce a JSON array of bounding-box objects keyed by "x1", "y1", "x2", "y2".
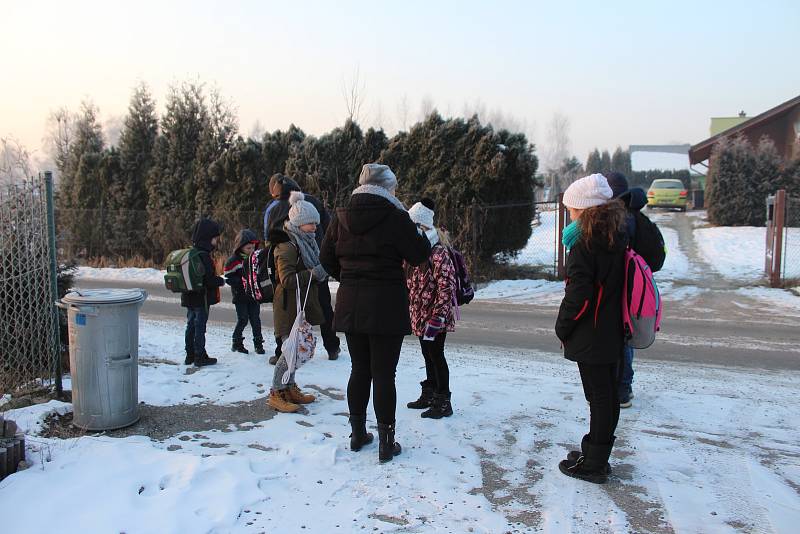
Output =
[{"x1": 647, "y1": 179, "x2": 688, "y2": 211}]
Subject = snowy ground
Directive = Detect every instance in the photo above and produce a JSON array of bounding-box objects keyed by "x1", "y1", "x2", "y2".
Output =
[{"x1": 2, "y1": 319, "x2": 799, "y2": 533}]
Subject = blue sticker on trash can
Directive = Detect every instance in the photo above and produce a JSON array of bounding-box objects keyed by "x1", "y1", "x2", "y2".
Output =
[{"x1": 75, "y1": 314, "x2": 86, "y2": 326}]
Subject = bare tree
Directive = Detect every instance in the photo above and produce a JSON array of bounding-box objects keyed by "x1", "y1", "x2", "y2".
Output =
[
  {"x1": 0, "y1": 136, "x2": 34, "y2": 186},
  {"x1": 544, "y1": 112, "x2": 571, "y2": 173},
  {"x1": 249, "y1": 119, "x2": 266, "y2": 140},
  {"x1": 543, "y1": 112, "x2": 573, "y2": 198},
  {"x1": 342, "y1": 66, "x2": 367, "y2": 123},
  {"x1": 396, "y1": 94, "x2": 410, "y2": 131},
  {"x1": 43, "y1": 106, "x2": 75, "y2": 173},
  {"x1": 370, "y1": 100, "x2": 391, "y2": 132},
  {"x1": 419, "y1": 95, "x2": 435, "y2": 121}
]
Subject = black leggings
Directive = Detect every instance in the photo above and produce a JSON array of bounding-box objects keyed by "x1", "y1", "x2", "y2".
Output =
[
  {"x1": 345, "y1": 333, "x2": 403, "y2": 425},
  {"x1": 419, "y1": 333, "x2": 449, "y2": 394},
  {"x1": 577, "y1": 361, "x2": 621, "y2": 445}
]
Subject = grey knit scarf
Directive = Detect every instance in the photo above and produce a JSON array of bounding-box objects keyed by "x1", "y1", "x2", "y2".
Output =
[
  {"x1": 352, "y1": 184, "x2": 406, "y2": 210},
  {"x1": 283, "y1": 221, "x2": 321, "y2": 269}
]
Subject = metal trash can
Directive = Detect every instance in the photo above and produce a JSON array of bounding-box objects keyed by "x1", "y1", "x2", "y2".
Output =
[{"x1": 58, "y1": 288, "x2": 147, "y2": 430}]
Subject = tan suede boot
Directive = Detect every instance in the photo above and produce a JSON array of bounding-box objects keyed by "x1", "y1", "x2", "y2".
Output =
[
  {"x1": 286, "y1": 384, "x2": 316, "y2": 404},
  {"x1": 268, "y1": 389, "x2": 299, "y2": 413}
]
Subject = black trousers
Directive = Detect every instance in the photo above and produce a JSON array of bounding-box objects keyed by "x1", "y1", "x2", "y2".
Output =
[
  {"x1": 345, "y1": 333, "x2": 404, "y2": 425},
  {"x1": 419, "y1": 333, "x2": 449, "y2": 394},
  {"x1": 317, "y1": 281, "x2": 340, "y2": 353},
  {"x1": 577, "y1": 361, "x2": 622, "y2": 445},
  {"x1": 233, "y1": 301, "x2": 263, "y2": 343}
]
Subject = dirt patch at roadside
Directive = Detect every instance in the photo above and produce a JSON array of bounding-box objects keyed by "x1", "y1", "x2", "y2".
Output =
[{"x1": 40, "y1": 397, "x2": 277, "y2": 441}]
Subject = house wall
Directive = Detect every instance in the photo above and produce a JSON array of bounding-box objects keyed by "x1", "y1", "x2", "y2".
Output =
[{"x1": 737, "y1": 112, "x2": 796, "y2": 160}]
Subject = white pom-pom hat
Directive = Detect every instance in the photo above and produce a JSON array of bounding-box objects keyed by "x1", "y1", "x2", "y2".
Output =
[
  {"x1": 287, "y1": 191, "x2": 320, "y2": 226},
  {"x1": 562, "y1": 173, "x2": 614, "y2": 209}
]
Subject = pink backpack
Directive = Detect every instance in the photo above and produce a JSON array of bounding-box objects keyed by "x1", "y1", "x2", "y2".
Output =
[{"x1": 622, "y1": 248, "x2": 662, "y2": 349}]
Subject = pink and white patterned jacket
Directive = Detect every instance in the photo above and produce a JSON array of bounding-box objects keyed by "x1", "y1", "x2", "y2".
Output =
[{"x1": 406, "y1": 244, "x2": 457, "y2": 337}]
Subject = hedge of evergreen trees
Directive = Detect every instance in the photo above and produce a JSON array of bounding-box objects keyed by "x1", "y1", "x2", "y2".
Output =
[
  {"x1": 706, "y1": 135, "x2": 800, "y2": 226},
  {"x1": 54, "y1": 82, "x2": 539, "y2": 263},
  {"x1": 584, "y1": 147, "x2": 693, "y2": 190}
]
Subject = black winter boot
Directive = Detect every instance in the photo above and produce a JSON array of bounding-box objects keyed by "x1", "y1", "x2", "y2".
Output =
[
  {"x1": 232, "y1": 340, "x2": 248, "y2": 354},
  {"x1": 421, "y1": 392, "x2": 453, "y2": 419},
  {"x1": 194, "y1": 353, "x2": 218, "y2": 367},
  {"x1": 184, "y1": 352, "x2": 195, "y2": 365},
  {"x1": 349, "y1": 415, "x2": 374, "y2": 451},
  {"x1": 377, "y1": 423, "x2": 402, "y2": 463},
  {"x1": 254, "y1": 340, "x2": 265, "y2": 355},
  {"x1": 567, "y1": 450, "x2": 611, "y2": 475},
  {"x1": 559, "y1": 435, "x2": 614, "y2": 484},
  {"x1": 407, "y1": 382, "x2": 434, "y2": 409}
]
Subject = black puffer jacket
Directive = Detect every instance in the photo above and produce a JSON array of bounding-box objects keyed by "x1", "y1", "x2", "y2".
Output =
[
  {"x1": 555, "y1": 231, "x2": 628, "y2": 364},
  {"x1": 320, "y1": 193, "x2": 431, "y2": 335},
  {"x1": 181, "y1": 219, "x2": 226, "y2": 309},
  {"x1": 224, "y1": 229, "x2": 259, "y2": 305},
  {"x1": 264, "y1": 177, "x2": 330, "y2": 246}
]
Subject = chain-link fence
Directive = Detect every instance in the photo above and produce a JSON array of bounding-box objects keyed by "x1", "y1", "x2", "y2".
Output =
[
  {"x1": 54, "y1": 208, "x2": 267, "y2": 264},
  {"x1": 782, "y1": 195, "x2": 800, "y2": 282},
  {"x1": 1, "y1": 175, "x2": 59, "y2": 397},
  {"x1": 55, "y1": 200, "x2": 566, "y2": 281},
  {"x1": 484, "y1": 201, "x2": 562, "y2": 279}
]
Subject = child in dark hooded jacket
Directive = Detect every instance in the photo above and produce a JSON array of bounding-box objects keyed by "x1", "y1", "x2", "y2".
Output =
[
  {"x1": 224, "y1": 229, "x2": 265, "y2": 355},
  {"x1": 182, "y1": 218, "x2": 226, "y2": 367}
]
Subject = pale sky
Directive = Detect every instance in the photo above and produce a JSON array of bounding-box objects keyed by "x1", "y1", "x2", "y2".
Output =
[{"x1": 2, "y1": 0, "x2": 798, "y2": 169}]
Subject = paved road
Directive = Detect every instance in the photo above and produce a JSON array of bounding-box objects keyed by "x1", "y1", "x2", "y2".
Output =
[
  {"x1": 70, "y1": 211, "x2": 800, "y2": 371},
  {"x1": 74, "y1": 276, "x2": 800, "y2": 372}
]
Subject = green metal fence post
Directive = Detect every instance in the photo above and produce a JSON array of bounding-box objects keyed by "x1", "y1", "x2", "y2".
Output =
[{"x1": 44, "y1": 171, "x2": 63, "y2": 397}]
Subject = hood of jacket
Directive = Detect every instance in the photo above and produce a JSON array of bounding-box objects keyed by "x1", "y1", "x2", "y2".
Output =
[
  {"x1": 192, "y1": 218, "x2": 222, "y2": 251},
  {"x1": 267, "y1": 226, "x2": 291, "y2": 245},
  {"x1": 619, "y1": 187, "x2": 648, "y2": 212},
  {"x1": 337, "y1": 193, "x2": 397, "y2": 236},
  {"x1": 234, "y1": 229, "x2": 259, "y2": 255}
]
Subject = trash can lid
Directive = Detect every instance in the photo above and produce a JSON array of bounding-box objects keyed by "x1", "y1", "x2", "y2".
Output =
[{"x1": 63, "y1": 288, "x2": 147, "y2": 305}]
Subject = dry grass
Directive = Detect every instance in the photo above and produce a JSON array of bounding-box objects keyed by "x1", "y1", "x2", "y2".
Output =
[{"x1": 84, "y1": 255, "x2": 161, "y2": 269}]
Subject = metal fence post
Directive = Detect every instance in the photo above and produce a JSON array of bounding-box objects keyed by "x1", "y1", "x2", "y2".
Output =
[
  {"x1": 44, "y1": 171, "x2": 63, "y2": 396},
  {"x1": 557, "y1": 193, "x2": 566, "y2": 279},
  {"x1": 471, "y1": 203, "x2": 479, "y2": 281}
]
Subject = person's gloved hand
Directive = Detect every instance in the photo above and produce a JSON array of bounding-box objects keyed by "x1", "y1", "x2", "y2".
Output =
[
  {"x1": 422, "y1": 316, "x2": 445, "y2": 341},
  {"x1": 311, "y1": 264, "x2": 329, "y2": 282}
]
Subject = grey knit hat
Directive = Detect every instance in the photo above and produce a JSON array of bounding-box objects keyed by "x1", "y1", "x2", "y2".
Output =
[
  {"x1": 287, "y1": 191, "x2": 320, "y2": 226},
  {"x1": 358, "y1": 163, "x2": 398, "y2": 190}
]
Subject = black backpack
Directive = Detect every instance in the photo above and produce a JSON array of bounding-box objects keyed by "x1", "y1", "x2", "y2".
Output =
[
  {"x1": 631, "y1": 212, "x2": 666, "y2": 273},
  {"x1": 242, "y1": 245, "x2": 278, "y2": 303},
  {"x1": 447, "y1": 246, "x2": 475, "y2": 305}
]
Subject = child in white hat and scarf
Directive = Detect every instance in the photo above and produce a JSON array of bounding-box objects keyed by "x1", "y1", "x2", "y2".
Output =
[{"x1": 405, "y1": 198, "x2": 457, "y2": 419}]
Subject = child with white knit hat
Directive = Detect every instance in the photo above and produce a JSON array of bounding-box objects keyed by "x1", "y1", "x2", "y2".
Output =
[
  {"x1": 554, "y1": 173, "x2": 630, "y2": 485},
  {"x1": 405, "y1": 198, "x2": 457, "y2": 419}
]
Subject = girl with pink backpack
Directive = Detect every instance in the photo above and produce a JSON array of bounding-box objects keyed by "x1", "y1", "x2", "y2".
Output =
[{"x1": 555, "y1": 174, "x2": 629, "y2": 484}]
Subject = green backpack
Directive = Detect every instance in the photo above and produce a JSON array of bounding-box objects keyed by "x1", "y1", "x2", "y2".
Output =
[{"x1": 164, "y1": 248, "x2": 206, "y2": 293}]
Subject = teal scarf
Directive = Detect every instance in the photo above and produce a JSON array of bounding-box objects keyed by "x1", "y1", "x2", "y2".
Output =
[{"x1": 562, "y1": 221, "x2": 581, "y2": 250}]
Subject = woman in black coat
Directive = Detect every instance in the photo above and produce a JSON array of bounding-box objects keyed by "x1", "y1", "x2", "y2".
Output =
[
  {"x1": 321, "y1": 163, "x2": 431, "y2": 463},
  {"x1": 555, "y1": 174, "x2": 628, "y2": 484}
]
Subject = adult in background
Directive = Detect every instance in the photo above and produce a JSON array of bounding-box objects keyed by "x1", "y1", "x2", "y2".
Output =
[
  {"x1": 264, "y1": 174, "x2": 341, "y2": 364},
  {"x1": 321, "y1": 164, "x2": 431, "y2": 463},
  {"x1": 605, "y1": 172, "x2": 666, "y2": 409},
  {"x1": 555, "y1": 174, "x2": 628, "y2": 484}
]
